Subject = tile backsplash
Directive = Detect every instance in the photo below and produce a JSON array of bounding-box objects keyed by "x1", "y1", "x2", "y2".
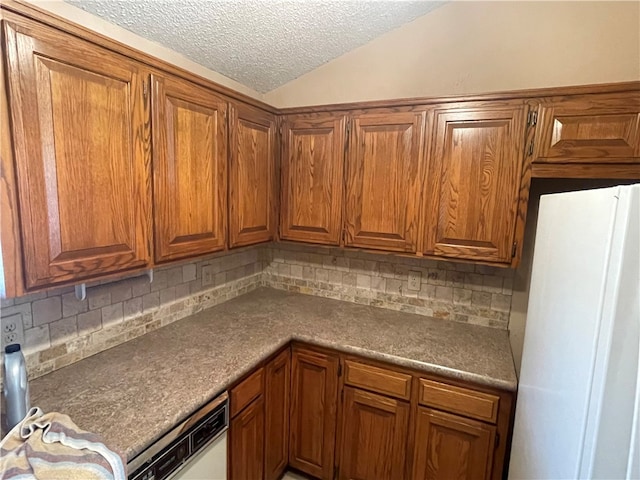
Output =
[
  {"x1": 0, "y1": 248, "x2": 265, "y2": 381},
  {"x1": 264, "y1": 243, "x2": 514, "y2": 329},
  {"x1": 1, "y1": 243, "x2": 515, "y2": 380}
]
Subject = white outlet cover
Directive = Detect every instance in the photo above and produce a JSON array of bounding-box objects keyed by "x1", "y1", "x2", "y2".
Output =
[
  {"x1": 1, "y1": 313, "x2": 25, "y2": 350},
  {"x1": 408, "y1": 270, "x2": 421, "y2": 291}
]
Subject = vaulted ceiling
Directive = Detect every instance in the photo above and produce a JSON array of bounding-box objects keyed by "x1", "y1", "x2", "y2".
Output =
[{"x1": 66, "y1": 1, "x2": 444, "y2": 93}]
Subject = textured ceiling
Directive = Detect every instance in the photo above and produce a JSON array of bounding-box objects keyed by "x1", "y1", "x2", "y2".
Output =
[{"x1": 66, "y1": 1, "x2": 444, "y2": 93}]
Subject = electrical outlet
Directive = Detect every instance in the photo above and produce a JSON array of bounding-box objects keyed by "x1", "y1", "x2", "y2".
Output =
[
  {"x1": 1, "y1": 314, "x2": 25, "y2": 349},
  {"x1": 408, "y1": 270, "x2": 421, "y2": 291},
  {"x1": 202, "y1": 264, "x2": 214, "y2": 286}
]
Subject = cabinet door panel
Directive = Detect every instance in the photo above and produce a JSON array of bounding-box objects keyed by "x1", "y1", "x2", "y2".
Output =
[
  {"x1": 424, "y1": 105, "x2": 527, "y2": 263},
  {"x1": 230, "y1": 396, "x2": 265, "y2": 480},
  {"x1": 345, "y1": 112, "x2": 425, "y2": 252},
  {"x1": 265, "y1": 349, "x2": 291, "y2": 480},
  {"x1": 412, "y1": 407, "x2": 495, "y2": 480},
  {"x1": 338, "y1": 387, "x2": 409, "y2": 480},
  {"x1": 281, "y1": 114, "x2": 346, "y2": 245},
  {"x1": 229, "y1": 104, "x2": 276, "y2": 248},
  {"x1": 289, "y1": 347, "x2": 339, "y2": 479},
  {"x1": 3, "y1": 20, "x2": 151, "y2": 288},
  {"x1": 534, "y1": 93, "x2": 640, "y2": 163},
  {"x1": 152, "y1": 74, "x2": 227, "y2": 262}
]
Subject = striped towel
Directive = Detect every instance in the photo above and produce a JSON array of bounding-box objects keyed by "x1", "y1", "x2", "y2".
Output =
[{"x1": 0, "y1": 407, "x2": 126, "y2": 480}]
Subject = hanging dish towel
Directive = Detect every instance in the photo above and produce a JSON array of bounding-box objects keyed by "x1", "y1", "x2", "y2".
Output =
[{"x1": 0, "y1": 407, "x2": 126, "y2": 480}]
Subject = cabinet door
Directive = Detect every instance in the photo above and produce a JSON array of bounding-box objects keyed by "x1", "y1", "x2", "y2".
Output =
[
  {"x1": 280, "y1": 114, "x2": 346, "y2": 245},
  {"x1": 3, "y1": 20, "x2": 151, "y2": 288},
  {"x1": 151, "y1": 74, "x2": 227, "y2": 262},
  {"x1": 289, "y1": 347, "x2": 339, "y2": 479},
  {"x1": 338, "y1": 387, "x2": 410, "y2": 480},
  {"x1": 345, "y1": 111, "x2": 426, "y2": 252},
  {"x1": 411, "y1": 407, "x2": 496, "y2": 480},
  {"x1": 264, "y1": 349, "x2": 291, "y2": 480},
  {"x1": 534, "y1": 92, "x2": 640, "y2": 163},
  {"x1": 230, "y1": 396, "x2": 265, "y2": 480},
  {"x1": 423, "y1": 104, "x2": 528, "y2": 263},
  {"x1": 229, "y1": 104, "x2": 277, "y2": 248}
]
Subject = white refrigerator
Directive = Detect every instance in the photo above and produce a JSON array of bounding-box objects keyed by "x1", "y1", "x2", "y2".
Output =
[{"x1": 509, "y1": 184, "x2": 640, "y2": 479}]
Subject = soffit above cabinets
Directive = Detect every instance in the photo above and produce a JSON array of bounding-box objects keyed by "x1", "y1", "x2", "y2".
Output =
[{"x1": 65, "y1": 0, "x2": 444, "y2": 93}]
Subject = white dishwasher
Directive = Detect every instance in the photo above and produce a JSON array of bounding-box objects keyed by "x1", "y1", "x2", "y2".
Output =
[{"x1": 128, "y1": 392, "x2": 228, "y2": 480}]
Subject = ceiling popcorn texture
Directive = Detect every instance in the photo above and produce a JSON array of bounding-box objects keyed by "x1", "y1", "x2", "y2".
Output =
[{"x1": 66, "y1": 0, "x2": 444, "y2": 93}]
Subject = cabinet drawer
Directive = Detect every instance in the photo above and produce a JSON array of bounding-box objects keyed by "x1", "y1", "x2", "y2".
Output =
[
  {"x1": 344, "y1": 360, "x2": 411, "y2": 400},
  {"x1": 231, "y1": 367, "x2": 264, "y2": 417},
  {"x1": 419, "y1": 379, "x2": 499, "y2": 424}
]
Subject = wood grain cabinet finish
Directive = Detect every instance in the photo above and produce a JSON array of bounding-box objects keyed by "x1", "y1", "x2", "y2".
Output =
[
  {"x1": 533, "y1": 92, "x2": 640, "y2": 163},
  {"x1": 338, "y1": 386, "x2": 410, "y2": 480},
  {"x1": 264, "y1": 349, "x2": 290, "y2": 480},
  {"x1": 289, "y1": 347, "x2": 339, "y2": 479},
  {"x1": 345, "y1": 111, "x2": 426, "y2": 252},
  {"x1": 2, "y1": 20, "x2": 152, "y2": 288},
  {"x1": 229, "y1": 104, "x2": 277, "y2": 248},
  {"x1": 280, "y1": 113, "x2": 347, "y2": 245},
  {"x1": 411, "y1": 407, "x2": 496, "y2": 480},
  {"x1": 423, "y1": 103, "x2": 529, "y2": 263},
  {"x1": 151, "y1": 74, "x2": 227, "y2": 262},
  {"x1": 229, "y1": 396, "x2": 265, "y2": 480}
]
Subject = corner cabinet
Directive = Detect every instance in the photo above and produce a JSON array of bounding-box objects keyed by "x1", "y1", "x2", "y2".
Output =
[
  {"x1": 151, "y1": 73, "x2": 228, "y2": 263},
  {"x1": 280, "y1": 113, "x2": 347, "y2": 245},
  {"x1": 229, "y1": 104, "x2": 277, "y2": 248},
  {"x1": 422, "y1": 102, "x2": 530, "y2": 264},
  {"x1": 344, "y1": 110, "x2": 427, "y2": 253},
  {"x1": 289, "y1": 346, "x2": 340, "y2": 479},
  {"x1": 3, "y1": 19, "x2": 152, "y2": 288}
]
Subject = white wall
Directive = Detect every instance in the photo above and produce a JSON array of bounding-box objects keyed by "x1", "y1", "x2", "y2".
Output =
[
  {"x1": 25, "y1": 0, "x2": 265, "y2": 101},
  {"x1": 265, "y1": 1, "x2": 640, "y2": 107}
]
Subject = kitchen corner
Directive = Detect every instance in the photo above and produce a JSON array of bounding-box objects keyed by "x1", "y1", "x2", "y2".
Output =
[{"x1": 27, "y1": 287, "x2": 517, "y2": 462}]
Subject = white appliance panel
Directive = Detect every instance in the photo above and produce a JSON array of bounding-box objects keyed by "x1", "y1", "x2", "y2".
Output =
[{"x1": 509, "y1": 186, "x2": 638, "y2": 479}]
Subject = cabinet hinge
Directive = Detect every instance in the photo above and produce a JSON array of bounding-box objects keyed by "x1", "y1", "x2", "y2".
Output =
[
  {"x1": 337, "y1": 362, "x2": 342, "y2": 377},
  {"x1": 143, "y1": 82, "x2": 148, "y2": 98},
  {"x1": 527, "y1": 141, "x2": 534, "y2": 156},
  {"x1": 527, "y1": 110, "x2": 538, "y2": 126},
  {"x1": 495, "y1": 432, "x2": 500, "y2": 449},
  {"x1": 512, "y1": 242, "x2": 518, "y2": 258}
]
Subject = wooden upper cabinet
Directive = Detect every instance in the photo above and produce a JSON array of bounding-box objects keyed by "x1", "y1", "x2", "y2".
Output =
[
  {"x1": 338, "y1": 387, "x2": 410, "y2": 480},
  {"x1": 151, "y1": 73, "x2": 227, "y2": 262},
  {"x1": 289, "y1": 346, "x2": 339, "y2": 480},
  {"x1": 345, "y1": 111, "x2": 426, "y2": 252},
  {"x1": 3, "y1": 20, "x2": 151, "y2": 289},
  {"x1": 423, "y1": 103, "x2": 529, "y2": 263},
  {"x1": 280, "y1": 113, "x2": 346, "y2": 245},
  {"x1": 229, "y1": 104, "x2": 277, "y2": 248},
  {"x1": 534, "y1": 92, "x2": 640, "y2": 163},
  {"x1": 411, "y1": 407, "x2": 496, "y2": 480}
]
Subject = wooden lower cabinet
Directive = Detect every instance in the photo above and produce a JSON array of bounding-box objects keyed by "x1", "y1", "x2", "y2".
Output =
[
  {"x1": 289, "y1": 347, "x2": 339, "y2": 479},
  {"x1": 337, "y1": 386, "x2": 410, "y2": 480},
  {"x1": 228, "y1": 345, "x2": 511, "y2": 480},
  {"x1": 411, "y1": 407, "x2": 496, "y2": 480},
  {"x1": 264, "y1": 349, "x2": 291, "y2": 480},
  {"x1": 229, "y1": 396, "x2": 265, "y2": 480}
]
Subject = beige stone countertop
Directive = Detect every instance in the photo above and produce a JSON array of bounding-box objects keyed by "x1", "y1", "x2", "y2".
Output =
[{"x1": 28, "y1": 287, "x2": 517, "y2": 462}]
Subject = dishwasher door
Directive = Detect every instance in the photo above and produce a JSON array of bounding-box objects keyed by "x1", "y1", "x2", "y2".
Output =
[{"x1": 170, "y1": 431, "x2": 227, "y2": 480}]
